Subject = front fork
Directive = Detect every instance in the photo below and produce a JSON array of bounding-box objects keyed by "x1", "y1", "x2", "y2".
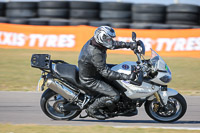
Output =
[
  {"x1": 154, "y1": 90, "x2": 169, "y2": 106},
  {"x1": 154, "y1": 92, "x2": 162, "y2": 104},
  {"x1": 153, "y1": 87, "x2": 179, "y2": 112},
  {"x1": 153, "y1": 89, "x2": 169, "y2": 112}
]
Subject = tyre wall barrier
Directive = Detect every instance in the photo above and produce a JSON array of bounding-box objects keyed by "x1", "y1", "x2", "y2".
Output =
[
  {"x1": 0, "y1": 23, "x2": 199, "y2": 58},
  {"x1": 0, "y1": 1, "x2": 200, "y2": 29}
]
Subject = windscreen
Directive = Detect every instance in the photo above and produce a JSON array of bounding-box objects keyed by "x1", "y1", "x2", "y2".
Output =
[{"x1": 150, "y1": 49, "x2": 171, "y2": 74}]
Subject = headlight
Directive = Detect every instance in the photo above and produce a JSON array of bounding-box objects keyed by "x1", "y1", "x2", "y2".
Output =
[{"x1": 160, "y1": 75, "x2": 172, "y2": 83}]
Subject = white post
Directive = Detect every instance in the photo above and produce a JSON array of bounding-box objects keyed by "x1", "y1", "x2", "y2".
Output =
[{"x1": 174, "y1": 0, "x2": 179, "y2": 4}]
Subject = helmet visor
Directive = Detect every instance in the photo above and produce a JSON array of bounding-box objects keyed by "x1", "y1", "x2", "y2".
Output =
[{"x1": 102, "y1": 35, "x2": 114, "y2": 49}]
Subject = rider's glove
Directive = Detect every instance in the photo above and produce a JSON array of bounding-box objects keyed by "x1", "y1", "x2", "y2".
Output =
[
  {"x1": 129, "y1": 41, "x2": 137, "y2": 50},
  {"x1": 129, "y1": 40, "x2": 144, "y2": 53},
  {"x1": 128, "y1": 72, "x2": 137, "y2": 81},
  {"x1": 119, "y1": 71, "x2": 136, "y2": 81},
  {"x1": 136, "y1": 40, "x2": 143, "y2": 53},
  {"x1": 130, "y1": 65, "x2": 143, "y2": 85}
]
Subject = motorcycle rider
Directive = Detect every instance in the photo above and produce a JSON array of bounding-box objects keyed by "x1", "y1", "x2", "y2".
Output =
[{"x1": 78, "y1": 26, "x2": 142, "y2": 120}]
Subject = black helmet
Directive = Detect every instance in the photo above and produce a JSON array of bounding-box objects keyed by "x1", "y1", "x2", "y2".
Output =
[{"x1": 94, "y1": 26, "x2": 116, "y2": 49}]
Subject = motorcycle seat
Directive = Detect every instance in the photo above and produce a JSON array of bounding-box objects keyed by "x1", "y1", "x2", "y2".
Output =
[{"x1": 54, "y1": 63, "x2": 84, "y2": 89}]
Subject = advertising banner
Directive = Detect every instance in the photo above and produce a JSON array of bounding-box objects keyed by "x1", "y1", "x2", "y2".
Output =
[{"x1": 0, "y1": 23, "x2": 200, "y2": 58}]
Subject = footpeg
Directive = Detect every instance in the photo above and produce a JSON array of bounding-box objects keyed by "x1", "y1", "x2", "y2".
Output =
[
  {"x1": 79, "y1": 110, "x2": 89, "y2": 118},
  {"x1": 79, "y1": 113, "x2": 89, "y2": 118}
]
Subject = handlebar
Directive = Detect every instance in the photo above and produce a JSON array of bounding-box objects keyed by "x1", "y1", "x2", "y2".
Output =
[
  {"x1": 136, "y1": 52, "x2": 142, "y2": 64},
  {"x1": 131, "y1": 32, "x2": 145, "y2": 65}
]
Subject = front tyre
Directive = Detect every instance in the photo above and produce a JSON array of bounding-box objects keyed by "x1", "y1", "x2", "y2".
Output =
[
  {"x1": 40, "y1": 88, "x2": 81, "y2": 120},
  {"x1": 145, "y1": 93, "x2": 187, "y2": 123}
]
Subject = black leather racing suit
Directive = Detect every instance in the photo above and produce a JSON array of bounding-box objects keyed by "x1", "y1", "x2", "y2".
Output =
[{"x1": 78, "y1": 37, "x2": 136, "y2": 118}]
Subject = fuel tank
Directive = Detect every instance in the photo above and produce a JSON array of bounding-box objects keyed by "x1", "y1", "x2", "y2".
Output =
[{"x1": 111, "y1": 61, "x2": 159, "y2": 99}]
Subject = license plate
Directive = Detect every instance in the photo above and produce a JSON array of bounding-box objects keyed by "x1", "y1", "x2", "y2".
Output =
[{"x1": 37, "y1": 77, "x2": 44, "y2": 91}]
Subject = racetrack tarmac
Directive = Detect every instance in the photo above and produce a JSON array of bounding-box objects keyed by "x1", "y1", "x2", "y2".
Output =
[{"x1": 0, "y1": 91, "x2": 200, "y2": 130}]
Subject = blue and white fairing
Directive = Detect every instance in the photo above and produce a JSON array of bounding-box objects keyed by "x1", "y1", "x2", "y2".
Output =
[
  {"x1": 111, "y1": 61, "x2": 160, "y2": 99},
  {"x1": 111, "y1": 49, "x2": 172, "y2": 99},
  {"x1": 149, "y1": 49, "x2": 172, "y2": 85}
]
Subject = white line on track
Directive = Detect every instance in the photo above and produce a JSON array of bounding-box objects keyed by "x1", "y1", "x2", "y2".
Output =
[{"x1": 113, "y1": 126, "x2": 200, "y2": 130}]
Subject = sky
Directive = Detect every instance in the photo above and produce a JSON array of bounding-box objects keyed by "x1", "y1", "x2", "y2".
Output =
[
  {"x1": 100, "y1": 0, "x2": 200, "y2": 5},
  {"x1": 0, "y1": 0, "x2": 200, "y2": 5}
]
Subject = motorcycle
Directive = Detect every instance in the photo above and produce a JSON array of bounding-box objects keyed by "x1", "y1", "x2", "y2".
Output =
[{"x1": 31, "y1": 32, "x2": 187, "y2": 123}]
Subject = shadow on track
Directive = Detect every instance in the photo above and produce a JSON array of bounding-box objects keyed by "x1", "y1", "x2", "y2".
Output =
[
  {"x1": 73, "y1": 119, "x2": 200, "y2": 124},
  {"x1": 73, "y1": 119, "x2": 157, "y2": 123}
]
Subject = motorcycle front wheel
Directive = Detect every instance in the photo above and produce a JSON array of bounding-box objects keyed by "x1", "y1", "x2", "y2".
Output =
[
  {"x1": 40, "y1": 88, "x2": 81, "y2": 120},
  {"x1": 145, "y1": 93, "x2": 187, "y2": 123}
]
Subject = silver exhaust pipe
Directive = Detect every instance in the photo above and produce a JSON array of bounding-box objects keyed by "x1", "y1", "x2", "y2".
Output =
[{"x1": 47, "y1": 79, "x2": 78, "y2": 102}]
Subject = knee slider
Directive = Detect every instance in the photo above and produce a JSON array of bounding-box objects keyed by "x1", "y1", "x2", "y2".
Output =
[
  {"x1": 111, "y1": 93, "x2": 120, "y2": 102},
  {"x1": 105, "y1": 99, "x2": 116, "y2": 111},
  {"x1": 105, "y1": 100, "x2": 113, "y2": 106}
]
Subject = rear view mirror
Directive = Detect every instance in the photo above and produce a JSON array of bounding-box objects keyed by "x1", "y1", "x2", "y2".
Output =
[{"x1": 132, "y1": 32, "x2": 136, "y2": 41}]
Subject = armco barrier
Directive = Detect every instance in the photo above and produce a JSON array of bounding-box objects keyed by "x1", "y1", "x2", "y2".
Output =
[{"x1": 0, "y1": 23, "x2": 200, "y2": 58}]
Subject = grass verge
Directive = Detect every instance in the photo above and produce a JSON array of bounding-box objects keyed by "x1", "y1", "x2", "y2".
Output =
[
  {"x1": 0, "y1": 124, "x2": 200, "y2": 133},
  {"x1": 0, "y1": 48, "x2": 199, "y2": 95}
]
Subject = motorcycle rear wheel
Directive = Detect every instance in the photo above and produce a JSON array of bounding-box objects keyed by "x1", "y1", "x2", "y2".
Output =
[
  {"x1": 145, "y1": 93, "x2": 187, "y2": 123},
  {"x1": 40, "y1": 88, "x2": 81, "y2": 120}
]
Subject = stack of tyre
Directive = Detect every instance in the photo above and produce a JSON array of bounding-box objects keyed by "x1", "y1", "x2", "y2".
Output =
[
  {"x1": 69, "y1": 1, "x2": 99, "y2": 26},
  {"x1": 131, "y1": 4, "x2": 168, "y2": 29},
  {"x1": 0, "y1": 1, "x2": 200, "y2": 29},
  {"x1": 34, "y1": 1, "x2": 70, "y2": 26},
  {"x1": 95, "y1": 2, "x2": 132, "y2": 28},
  {"x1": 0, "y1": 2, "x2": 5, "y2": 16},
  {"x1": 166, "y1": 4, "x2": 200, "y2": 29},
  {"x1": 48, "y1": 1, "x2": 100, "y2": 26},
  {"x1": 5, "y1": 2, "x2": 38, "y2": 25},
  {"x1": 0, "y1": 2, "x2": 6, "y2": 23}
]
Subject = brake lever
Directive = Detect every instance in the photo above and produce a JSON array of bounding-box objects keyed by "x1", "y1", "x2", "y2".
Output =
[
  {"x1": 130, "y1": 71, "x2": 143, "y2": 86},
  {"x1": 131, "y1": 65, "x2": 136, "y2": 72}
]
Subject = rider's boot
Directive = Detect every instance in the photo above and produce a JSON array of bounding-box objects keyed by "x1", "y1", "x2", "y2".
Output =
[{"x1": 87, "y1": 97, "x2": 111, "y2": 120}]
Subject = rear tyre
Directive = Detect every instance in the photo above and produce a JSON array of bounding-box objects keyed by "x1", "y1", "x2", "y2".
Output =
[
  {"x1": 40, "y1": 88, "x2": 81, "y2": 120},
  {"x1": 145, "y1": 93, "x2": 187, "y2": 123}
]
